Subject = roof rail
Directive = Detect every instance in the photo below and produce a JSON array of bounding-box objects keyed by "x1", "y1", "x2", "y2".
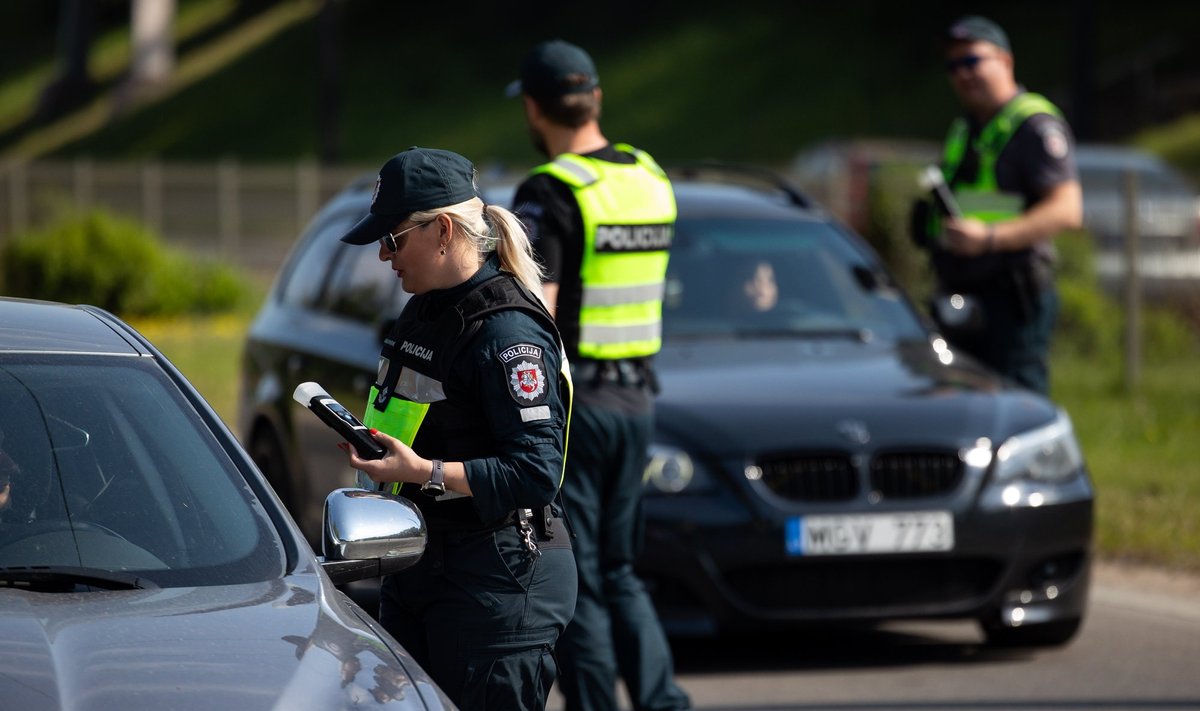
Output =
[{"x1": 669, "y1": 160, "x2": 814, "y2": 209}]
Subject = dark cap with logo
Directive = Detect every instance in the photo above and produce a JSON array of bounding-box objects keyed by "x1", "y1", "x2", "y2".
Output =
[
  {"x1": 505, "y1": 39, "x2": 599, "y2": 99},
  {"x1": 340, "y1": 147, "x2": 478, "y2": 245},
  {"x1": 946, "y1": 15, "x2": 1010, "y2": 52}
]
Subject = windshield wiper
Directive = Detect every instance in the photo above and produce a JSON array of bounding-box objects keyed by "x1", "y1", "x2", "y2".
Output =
[{"x1": 0, "y1": 566, "x2": 157, "y2": 592}]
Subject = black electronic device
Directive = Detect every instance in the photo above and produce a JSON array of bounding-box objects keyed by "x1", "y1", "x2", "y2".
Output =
[
  {"x1": 918, "y1": 165, "x2": 963, "y2": 218},
  {"x1": 292, "y1": 382, "x2": 386, "y2": 460}
]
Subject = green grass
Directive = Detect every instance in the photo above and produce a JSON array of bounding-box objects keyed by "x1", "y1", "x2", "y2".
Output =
[
  {"x1": 127, "y1": 313, "x2": 250, "y2": 426},
  {"x1": 137, "y1": 311, "x2": 1200, "y2": 574},
  {"x1": 1052, "y1": 353, "x2": 1200, "y2": 570}
]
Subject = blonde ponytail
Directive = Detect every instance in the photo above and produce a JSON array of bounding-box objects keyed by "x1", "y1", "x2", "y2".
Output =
[
  {"x1": 484, "y1": 203, "x2": 547, "y2": 301},
  {"x1": 410, "y1": 198, "x2": 547, "y2": 304}
]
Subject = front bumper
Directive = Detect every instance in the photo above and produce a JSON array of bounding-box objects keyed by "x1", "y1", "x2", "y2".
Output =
[{"x1": 638, "y1": 493, "x2": 1093, "y2": 636}]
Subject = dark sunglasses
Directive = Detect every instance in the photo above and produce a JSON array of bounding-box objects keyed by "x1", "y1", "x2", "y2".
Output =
[
  {"x1": 380, "y1": 220, "x2": 431, "y2": 253},
  {"x1": 945, "y1": 55, "x2": 986, "y2": 73}
]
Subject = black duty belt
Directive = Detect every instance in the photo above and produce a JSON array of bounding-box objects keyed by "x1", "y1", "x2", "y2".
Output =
[
  {"x1": 572, "y1": 359, "x2": 653, "y2": 389},
  {"x1": 423, "y1": 503, "x2": 566, "y2": 538}
]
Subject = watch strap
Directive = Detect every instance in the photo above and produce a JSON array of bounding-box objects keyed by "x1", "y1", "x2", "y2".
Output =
[{"x1": 422, "y1": 459, "x2": 446, "y2": 497}]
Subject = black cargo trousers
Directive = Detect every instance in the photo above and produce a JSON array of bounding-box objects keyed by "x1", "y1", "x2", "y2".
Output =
[{"x1": 380, "y1": 511, "x2": 576, "y2": 710}]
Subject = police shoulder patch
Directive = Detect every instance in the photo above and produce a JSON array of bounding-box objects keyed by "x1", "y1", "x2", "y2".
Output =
[
  {"x1": 498, "y1": 343, "x2": 549, "y2": 405},
  {"x1": 1039, "y1": 123, "x2": 1070, "y2": 160}
]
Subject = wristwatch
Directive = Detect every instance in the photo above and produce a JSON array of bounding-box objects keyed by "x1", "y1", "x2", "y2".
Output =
[{"x1": 421, "y1": 459, "x2": 446, "y2": 497}]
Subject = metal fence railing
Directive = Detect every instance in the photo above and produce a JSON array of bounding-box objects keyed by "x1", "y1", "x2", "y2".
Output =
[{"x1": 0, "y1": 159, "x2": 371, "y2": 278}]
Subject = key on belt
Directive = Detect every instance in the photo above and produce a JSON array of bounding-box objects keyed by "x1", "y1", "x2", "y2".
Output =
[{"x1": 517, "y1": 508, "x2": 541, "y2": 557}]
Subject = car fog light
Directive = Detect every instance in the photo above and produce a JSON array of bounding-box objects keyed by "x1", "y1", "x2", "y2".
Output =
[{"x1": 645, "y1": 446, "x2": 694, "y2": 494}]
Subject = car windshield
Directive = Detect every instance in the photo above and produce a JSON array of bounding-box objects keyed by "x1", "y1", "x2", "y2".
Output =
[
  {"x1": 0, "y1": 355, "x2": 284, "y2": 588},
  {"x1": 664, "y1": 217, "x2": 926, "y2": 341}
]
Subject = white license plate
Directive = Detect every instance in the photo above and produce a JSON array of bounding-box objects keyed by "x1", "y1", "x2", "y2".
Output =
[{"x1": 786, "y1": 511, "x2": 954, "y2": 556}]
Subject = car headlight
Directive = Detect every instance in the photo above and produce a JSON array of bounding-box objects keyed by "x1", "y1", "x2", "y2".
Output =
[
  {"x1": 993, "y1": 410, "x2": 1084, "y2": 484},
  {"x1": 644, "y1": 443, "x2": 717, "y2": 495}
]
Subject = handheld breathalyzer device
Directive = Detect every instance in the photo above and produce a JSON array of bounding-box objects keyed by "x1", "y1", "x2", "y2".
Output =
[
  {"x1": 292, "y1": 382, "x2": 386, "y2": 460},
  {"x1": 918, "y1": 165, "x2": 963, "y2": 218}
]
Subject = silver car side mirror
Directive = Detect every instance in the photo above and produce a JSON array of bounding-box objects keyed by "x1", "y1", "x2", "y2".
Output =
[{"x1": 319, "y1": 488, "x2": 427, "y2": 585}]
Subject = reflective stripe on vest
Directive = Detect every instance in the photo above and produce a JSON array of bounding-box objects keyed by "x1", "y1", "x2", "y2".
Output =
[
  {"x1": 530, "y1": 144, "x2": 676, "y2": 359},
  {"x1": 941, "y1": 92, "x2": 1062, "y2": 225}
]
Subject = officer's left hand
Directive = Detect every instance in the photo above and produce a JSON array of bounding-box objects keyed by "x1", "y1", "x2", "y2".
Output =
[
  {"x1": 942, "y1": 217, "x2": 993, "y2": 256},
  {"x1": 340, "y1": 429, "x2": 426, "y2": 486}
]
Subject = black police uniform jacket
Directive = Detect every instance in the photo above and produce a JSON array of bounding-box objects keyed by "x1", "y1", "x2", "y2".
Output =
[{"x1": 374, "y1": 255, "x2": 569, "y2": 530}]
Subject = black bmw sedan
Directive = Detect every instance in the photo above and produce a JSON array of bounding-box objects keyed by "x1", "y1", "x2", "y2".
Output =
[
  {"x1": 239, "y1": 167, "x2": 1093, "y2": 648},
  {"x1": 638, "y1": 174, "x2": 1092, "y2": 648}
]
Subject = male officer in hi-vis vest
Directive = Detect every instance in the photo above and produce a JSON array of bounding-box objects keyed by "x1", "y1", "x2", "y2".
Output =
[
  {"x1": 918, "y1": 16, "x2": 1082, "y2": 394},
  {"x1": 509, "y1": 40, "x2": 691, "y2": 711}
]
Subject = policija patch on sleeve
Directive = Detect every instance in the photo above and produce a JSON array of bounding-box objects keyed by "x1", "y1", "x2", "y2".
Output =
[{"x1": 498, "y1": 343, "x2": 549, "y2": 406}]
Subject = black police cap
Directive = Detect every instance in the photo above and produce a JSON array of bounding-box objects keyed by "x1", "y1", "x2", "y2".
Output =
[
  {"x1": 505, "y1": 39, "x2": 599, "y2": 100},
  {"x1": 340, "y1": 147, "x2": 479, "y2": 246},
  {"x1": 946, "y1": 15, "x2": 1011, "y2": 52}
]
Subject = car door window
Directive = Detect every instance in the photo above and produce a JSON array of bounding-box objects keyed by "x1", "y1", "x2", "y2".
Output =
[
  {"x1": 279, "y1": 212, "x2": 359, "y2": 310},
  {"x1": 319, "y1": 238, "x2": 399, "y2": 323}
]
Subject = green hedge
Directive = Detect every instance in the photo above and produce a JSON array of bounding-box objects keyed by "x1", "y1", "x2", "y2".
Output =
[
  {"x1": 1054, "y1": 231, "x2": 1197, "y2": 360},
  {"x1": 1, "y1": 210, "x2": 250, "y2": 316}
]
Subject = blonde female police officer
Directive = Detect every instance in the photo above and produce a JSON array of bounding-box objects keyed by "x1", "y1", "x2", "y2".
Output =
[{"x1": 339, "y1": 147, "x2": 576, "y2": 711}]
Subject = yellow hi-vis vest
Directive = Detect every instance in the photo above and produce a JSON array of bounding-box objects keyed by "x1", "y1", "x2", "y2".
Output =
[
  {"x1": 941, "y1": 92, "x2": 1062, "y2": 225},
  {"x1": 530, "y1": 144, "x2": 676, "y2": 360}
]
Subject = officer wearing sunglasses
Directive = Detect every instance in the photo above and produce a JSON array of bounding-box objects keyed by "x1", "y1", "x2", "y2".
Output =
[
  {"x1": 913, "y1": 15, "x2": 1083, "y2": 394},
  {"x1": 338, "y1": 146, "x2": 577, "y2": 710}
]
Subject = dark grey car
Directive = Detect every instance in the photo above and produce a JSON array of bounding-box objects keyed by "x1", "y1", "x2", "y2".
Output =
[
  {"x1": 240, "y1": 169, "x2": 1093, "y2": 648},
  {"x1": 0, "y1": 297, "x2": 454, "y2": 710}
]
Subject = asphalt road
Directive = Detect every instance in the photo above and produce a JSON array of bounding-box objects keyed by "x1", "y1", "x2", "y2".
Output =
[{"x1": 548, "y1": 562, "x2": 1200, "y2": 711}]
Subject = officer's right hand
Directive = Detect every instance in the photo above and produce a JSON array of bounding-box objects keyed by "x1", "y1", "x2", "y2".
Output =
[
  {"x1": 942, "y1": 216, "x2": 991, "y2": 256},
  {"x1": 340, "y1": 429, "x2": 425, "y2": 488}
]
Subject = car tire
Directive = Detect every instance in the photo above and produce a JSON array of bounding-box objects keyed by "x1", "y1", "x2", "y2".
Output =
[
  {"x1": 250, "y1": 426, "x2": 294, "y2": 512},
  {"x1": 980, "y1": 616, "x2": 1083, "y2": 648}
]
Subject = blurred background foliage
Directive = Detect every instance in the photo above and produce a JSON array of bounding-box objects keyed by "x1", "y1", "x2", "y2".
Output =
[
  {"x1": 0, "y1": 209, "x2": 251, "y2": 315},
  {"x1": 2, "y1": 0, "x2": 1200, "y2": 174}
]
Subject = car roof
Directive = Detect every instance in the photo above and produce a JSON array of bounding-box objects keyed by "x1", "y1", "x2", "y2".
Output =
[
  {"x1": 672, "y1": 182, "x2": 827, "y2": 221},
  {"x1": 0, "y1": 297, "x2": 145, "y2": 355},
  {"x1": 463, "y1": 167, "x2": 832, "y2": 224}
]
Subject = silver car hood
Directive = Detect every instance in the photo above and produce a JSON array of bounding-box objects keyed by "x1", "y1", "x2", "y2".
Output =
[{"x1": 0, "y1": 573, "x2": 448, "y2": 711}]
